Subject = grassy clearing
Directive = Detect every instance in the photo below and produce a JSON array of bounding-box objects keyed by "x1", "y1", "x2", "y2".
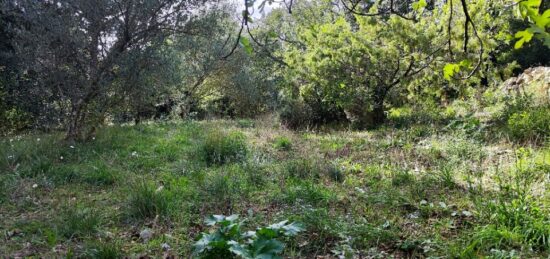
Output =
[{"x1": 0, "y1": 118, "x2": 548, "y2": 258}]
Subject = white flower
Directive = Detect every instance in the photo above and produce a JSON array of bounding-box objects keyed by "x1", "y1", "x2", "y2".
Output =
[
  {"x1": 70, "y1": 145, "x2": 75, "y2": 149},
  {"x1": 7, "y1": 155, "x2": 13, "y2": 159},
  {"x1": 60, "y1": 156, "x2": 64, "y2": 160},
  {"x1": 32, "y1": 184, "x2": 38, "y2": 188},
  {"x1": 36, "y1": 138, "x2": 41, "y2": 142},
  {"x1": 131, "y1": 151, "x2": 138, "y2": 157}
]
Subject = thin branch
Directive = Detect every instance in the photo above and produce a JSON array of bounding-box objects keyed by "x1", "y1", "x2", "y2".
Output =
[{"x1": 221, "y1": 19, "x2": 245, "y2": 59}]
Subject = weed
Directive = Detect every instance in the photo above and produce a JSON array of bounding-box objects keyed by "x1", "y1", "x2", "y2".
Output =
[
  {"x1": 273, "y1": 136, "x2": 292, "y2": 151},
  {"x1": 325, "y1": 163, "x2": 345, "y2": 183},
  {"x1": 193, "y1": 214, "x2": 303, "y2": 259}
]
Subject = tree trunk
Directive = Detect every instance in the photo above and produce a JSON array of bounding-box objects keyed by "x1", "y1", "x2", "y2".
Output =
[{"x1": 65, "y1": 100, "x2": 85, "y2": 141}]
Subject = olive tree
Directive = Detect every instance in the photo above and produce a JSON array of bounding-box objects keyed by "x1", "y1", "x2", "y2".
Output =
[{"x1": 3, "y1": 0, "x2": 215, "y2": 140}]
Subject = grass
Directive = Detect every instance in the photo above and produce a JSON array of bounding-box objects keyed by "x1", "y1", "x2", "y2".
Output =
[{"x1": 0, "y1": 118, "x2": 548, "y2": 257}]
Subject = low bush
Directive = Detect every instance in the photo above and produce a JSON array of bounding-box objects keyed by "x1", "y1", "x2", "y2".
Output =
[
  {"x1": 279, "y1": 100, "x2": 314, "y2": 130},
  {"x1": 201, "y1": 129, "x2": 248, "y2": 166}
]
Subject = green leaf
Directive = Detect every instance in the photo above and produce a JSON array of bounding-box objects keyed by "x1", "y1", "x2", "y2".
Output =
[
  {"x1": 228, "y1": 241, "x2": 250, "y2": 258},
  {"x1": 240, "y1": 37, "x2": 254, "y2": 55},
  {"x1": 412, "y1": 0, "x2": 427, "y2": 11},
  {"x1": 251, "y1": 238, "x2": 284, "y2": 258},
  {"x1": 514, "y1": 29, "x2": 534, "y2": 49},
  {"x1": 281, "y1": 222, "x2": 304, "y2": 236},
  {"x1": 443, "y1": 63, "x2": 461, "y2": 80},
  {"x1": 533, "y1": 9, "x2": 550, "y2": 27}
]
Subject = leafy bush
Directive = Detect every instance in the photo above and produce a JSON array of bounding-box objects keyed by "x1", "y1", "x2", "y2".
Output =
[
  {"x1": 273, "y1": 136, "x2": 292, "y2": 151},
  {"x1": 506, "y1": 106, "x2": 550, "y2": 142},
  {"x1": 279, "y1": 100, "x2": 314, "y2": 130},
  {"x1": 193, "y1": 214, "x2": 304, "y2": 259},
  {"x1": 201, "y1": 129, "x2": 248, "y2": 166},
  {"x1": 127, "y1": 181, "x2": 171, "y2": 220}
]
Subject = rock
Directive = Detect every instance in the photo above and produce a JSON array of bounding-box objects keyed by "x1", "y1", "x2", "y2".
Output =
[
  {"x1": 140, "y1": 229, "x2": 153, "y2": 242},
  {"x1": 500, "y1": 66, "x2": 549, "y2": 105},
  {"x1": 161, "y1": 243, "x2": 171, "y2": 251}
]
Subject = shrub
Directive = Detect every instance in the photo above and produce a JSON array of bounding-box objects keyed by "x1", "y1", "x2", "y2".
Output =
[
  {"x1": 127, "y1": 181, "x2": 171, "y2": 220},
  {"x1": 273, "y1": 136, "x2": 292, "y2": 151},
  {"x1": 506, "y1": 106, "x2": 550, "y2": 142},
  {"x1": 193, "y1": 214, "x2": 303, "y2": 259},
  {"x1": 201, "y1": 130, "x2": 248, "y2": 166},
  {"x1": 279, "y1": 100, "x2": 314, "y2": 130}
]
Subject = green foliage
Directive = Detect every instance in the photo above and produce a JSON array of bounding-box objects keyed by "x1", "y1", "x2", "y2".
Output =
[
  {"x1": 506, "y1": 106, "x2": 550, "y2": 142},
  {"x1": 193, "y1": 214, "x2": 304, "y2": 259},
  {"x1": 465, "y1": 149, "x2": 550, "y2": 254},
  {"x1": 514, "y1": 0, "x2": 550, "y2": 49},
  {"x1": 283, "y1": 14, "x2": 437, "y2": 128},
  {"x1": 126, "y1": 181, "x2": 171, "y2": 220},
  {"x1": 200, "y1": 129, "x2": 248, "y2": 166},
  {"x1": 272, "y1": 136, "x2": 292, "y2": 151}
]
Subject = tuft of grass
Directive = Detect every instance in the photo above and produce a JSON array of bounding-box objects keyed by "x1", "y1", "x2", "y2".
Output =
[
  {"x1": 58, "y1": 207, "x2": 101, "y2": 239},
  {"x1": 325, "y1": 163, "x2": 345, "y2": 183},
  {"x1": 84, "y1": 242, "x2": 123, "y2": 259},
  {"x1": 127, "y1": 181, "x2": 171, "y2": 220},
  {"x1": 81, "y1": 164, "x2": 117, "y2": 186},
  {"x1": 391, "y1": 170, "x2": 414, "y2": 186},
  {"x1": 200, "y1": 129, "x2": 248, "y2": 166},
  {"x1": 285, "y1": 158, "x2": 320, "y2": 179},
  {"x1": 273, "y1": 136, "x2": 292, "y2": 151}
]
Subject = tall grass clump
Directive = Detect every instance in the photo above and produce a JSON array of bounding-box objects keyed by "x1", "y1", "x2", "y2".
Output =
[
  {"x1": 465, "y1": 149, "x2": 550, "y2": 254},
  {"x1": 58, "y1": 207, "x2": 101, "y2": 239},
  {"x1": 506, "y1": 106, "x2": 550, "y2": 143},
  {"x1": 200, "y1": 129, "x2": 247, "y2": 166},
  {"x1": 127, "y1": 181, "x2": 171, "y2": 220}
]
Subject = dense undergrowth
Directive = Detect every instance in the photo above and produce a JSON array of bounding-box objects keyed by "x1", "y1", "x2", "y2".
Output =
[{"x1": 0, "y1": 109, "x2": 548, "y2": 258}]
